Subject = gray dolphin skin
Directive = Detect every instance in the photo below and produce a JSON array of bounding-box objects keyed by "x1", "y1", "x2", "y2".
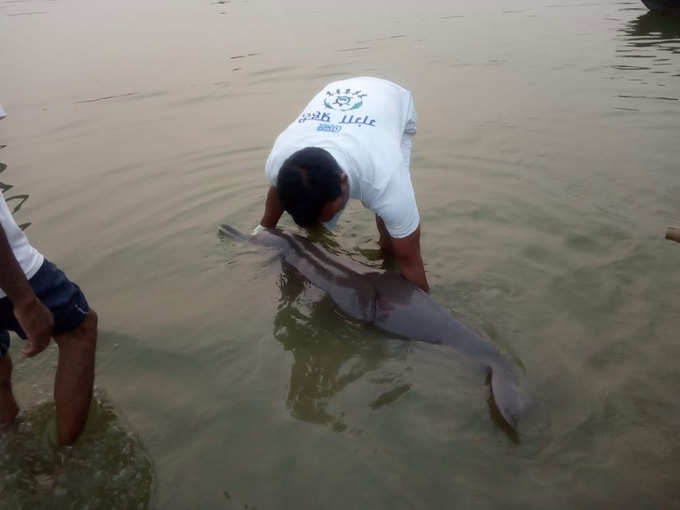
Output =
[{"x1": 220, "y1": 224, "x2": 523, "y2": 429}]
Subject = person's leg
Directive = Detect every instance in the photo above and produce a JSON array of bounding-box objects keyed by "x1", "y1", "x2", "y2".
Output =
[
  {"x1": 52, "y1": 309, "x2": 97, "y2": 445},
  {"x1": 0, "y1": 352, "x2": 19, "y2": 424}
]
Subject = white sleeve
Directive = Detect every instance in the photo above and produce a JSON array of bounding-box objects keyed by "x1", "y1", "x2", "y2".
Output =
[
  {"x1": 264, "y1": 148, "x2": 280, "y2": 187},
  {"x1": 374, "y1": 175, "x2": 421, "y2": 239}
]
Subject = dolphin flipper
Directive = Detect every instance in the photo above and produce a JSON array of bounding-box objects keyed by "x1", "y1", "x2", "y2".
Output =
[{"x1": 489, "y1": 361, "x2": 523, "y2": 429}]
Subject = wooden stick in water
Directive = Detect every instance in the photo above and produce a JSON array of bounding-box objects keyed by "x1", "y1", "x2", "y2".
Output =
[{"x1": 666, "y1": 226, "x2": 680, "y2": 243}]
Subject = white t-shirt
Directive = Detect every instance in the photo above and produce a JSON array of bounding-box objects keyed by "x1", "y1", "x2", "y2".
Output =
[
  {"x1": 265, "y1": 76, "x2": 420, "y2": 238},
  {"x1": 0, "y1": 193, "x2": 44, "y2": 298}
]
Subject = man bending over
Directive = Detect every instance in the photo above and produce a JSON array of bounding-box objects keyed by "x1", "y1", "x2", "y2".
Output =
[{"x1": 258, "y1": 76, "x2": 429, "y2": 292}]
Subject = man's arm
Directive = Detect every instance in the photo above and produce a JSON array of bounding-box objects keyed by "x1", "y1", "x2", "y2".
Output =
[
  {"x1": 259, "y1": 186, "x2": 284, "y2": 229},
  {"x1": 0, "y1": 225, "x2": 53, "y2": 357},
  {"x1": 375, "y1": 216, "x2": 429, "y2": 292}
]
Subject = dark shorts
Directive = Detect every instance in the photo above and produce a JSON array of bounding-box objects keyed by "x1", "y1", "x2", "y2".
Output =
[{"x1": 0, "y1": 260, "x2": 90, "y2": 359}]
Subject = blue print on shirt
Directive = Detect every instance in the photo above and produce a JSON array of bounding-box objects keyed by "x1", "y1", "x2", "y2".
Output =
[
  {"x1": 298, "y1": 111, "x2": 376, "y2": 130},
  {"x1": 317, "y1": 123, "x2": 342, "y2": 133}
]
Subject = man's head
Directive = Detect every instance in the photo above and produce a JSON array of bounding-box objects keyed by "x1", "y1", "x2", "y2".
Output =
[{"x1": 276, "y1": 147, "x2": 348, "y2": 228}]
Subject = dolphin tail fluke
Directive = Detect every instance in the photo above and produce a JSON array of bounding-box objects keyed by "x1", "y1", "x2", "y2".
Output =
[
  {"x1": 218, "y1": 224, "x2": 250, "y2": 242},
  {"x1": 489, "y1": 361, "x2": 523, "y2": 430}
]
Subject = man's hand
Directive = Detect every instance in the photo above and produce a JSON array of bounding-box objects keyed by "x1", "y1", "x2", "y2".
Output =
[
  {"x1": 0, "y1": 224, "x2": 54, "y2": 357},
  {"x1": 15, "y1": 296, "x2": 54, "y2": 357}
]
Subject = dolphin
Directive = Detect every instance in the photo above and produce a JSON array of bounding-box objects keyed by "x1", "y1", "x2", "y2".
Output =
[{"x1": 219, "y1": 224, "x2": 524, "y2": 429}]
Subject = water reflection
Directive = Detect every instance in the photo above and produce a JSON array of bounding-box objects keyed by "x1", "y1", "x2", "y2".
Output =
[
  {"x1": 619, "y1": 11, "x2": 680, "y2": 66},
  {"x1": 627, "y1": 11, "x2": 680, "y2": 40},
  {"x1": 273, "y1": 263, "x2": 410, "y2": 432},
  {"x1": 613, "y1": 10, "x2": 680, "y2": 106}
]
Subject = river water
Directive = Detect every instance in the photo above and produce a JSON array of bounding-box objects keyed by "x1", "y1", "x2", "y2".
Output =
[{"x1": 1, "y1": 0, "x2": 679, "y2": 508}]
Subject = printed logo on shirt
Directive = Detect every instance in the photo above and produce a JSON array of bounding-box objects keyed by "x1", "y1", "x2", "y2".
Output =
[{"x1": 324, "y1": 89, "x2": 366, "y2": 111}]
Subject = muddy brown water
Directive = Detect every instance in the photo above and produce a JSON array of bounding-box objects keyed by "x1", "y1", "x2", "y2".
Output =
[{"x1": 1, "y1": 0, "x2": 679, "y2": 508}]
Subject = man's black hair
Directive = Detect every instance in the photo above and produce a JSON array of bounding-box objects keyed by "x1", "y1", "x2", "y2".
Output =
[{"x1": 276, "y1": 147, "x2": 342, "y2": 227}]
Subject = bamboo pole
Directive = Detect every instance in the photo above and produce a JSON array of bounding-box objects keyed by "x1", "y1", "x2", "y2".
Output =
[{"x1": 666, "y1": 226, "x2": 680, "y2": 243}]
